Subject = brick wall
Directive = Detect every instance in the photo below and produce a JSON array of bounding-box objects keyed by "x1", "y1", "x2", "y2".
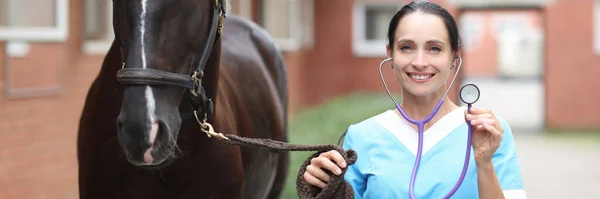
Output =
[
  {"x1": 545, "y1": 0, "x2": 600, "y2": 130},
  {"x1": 0, "y1": 0, "x2": 87, "y2": 197},
  {"x1": 0, "y1": 46, "x2": 103, "y2": 198}
]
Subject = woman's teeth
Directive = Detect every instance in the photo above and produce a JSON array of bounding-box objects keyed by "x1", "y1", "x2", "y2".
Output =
[{"x1": 411, "y1": 75, "x2": 432, "y2": 80}]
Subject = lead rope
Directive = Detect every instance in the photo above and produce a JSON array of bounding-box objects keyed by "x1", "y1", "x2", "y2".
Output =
[{"x1": 194, "y1": 112, "x2": 357, "y2": 199}]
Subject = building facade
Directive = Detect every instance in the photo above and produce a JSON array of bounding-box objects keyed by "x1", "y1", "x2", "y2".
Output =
[{"x1": 0, "y1": 0, "x2": 599, "y2": 198}]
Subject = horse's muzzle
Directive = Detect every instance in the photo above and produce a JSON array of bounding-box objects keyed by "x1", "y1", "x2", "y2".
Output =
[{"x1": 117, "y1": 118, "x2": 171, "y2": 166}]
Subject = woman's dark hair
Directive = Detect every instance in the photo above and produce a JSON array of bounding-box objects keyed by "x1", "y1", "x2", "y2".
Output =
[{"x1": 387, "y1": 0, "x2": 462, "y2": 53}]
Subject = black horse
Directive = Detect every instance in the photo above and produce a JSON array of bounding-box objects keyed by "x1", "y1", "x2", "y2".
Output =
[{"x1": 77, "y1": 0, "x2": 289, "y2": 198}]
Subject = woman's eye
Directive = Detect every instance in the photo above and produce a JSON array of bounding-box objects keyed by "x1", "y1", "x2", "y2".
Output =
[
  {"x1": 400, "y1": 46, "x2": 412, "y2": 51},
  {"x1": 430, "y1": 47, "x2": 441, "y2": 52}
]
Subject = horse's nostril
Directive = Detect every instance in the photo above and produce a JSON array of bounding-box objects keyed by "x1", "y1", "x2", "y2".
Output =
[{"x1": 117, "y1": 118, "x2": 125, "y2": 130}]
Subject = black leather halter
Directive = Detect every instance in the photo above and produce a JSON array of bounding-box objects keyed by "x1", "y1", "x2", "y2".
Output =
[{"x1": 115, "y1": 0, "x2": 227, "y2": 121}]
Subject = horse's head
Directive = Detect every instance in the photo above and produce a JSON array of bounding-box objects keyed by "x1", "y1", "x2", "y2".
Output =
[{"x1": 112, "y1": 0, "x2": 226, "y2": 167}]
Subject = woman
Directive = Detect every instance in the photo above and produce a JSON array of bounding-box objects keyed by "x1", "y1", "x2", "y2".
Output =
[{"x1": 302, "y1": 1, "x2": 526, "y2": 198}]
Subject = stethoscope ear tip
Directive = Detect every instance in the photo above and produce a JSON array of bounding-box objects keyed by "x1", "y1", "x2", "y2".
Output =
[{"x1": 385, "y1": 57, "x2": 394, "y2": 69}]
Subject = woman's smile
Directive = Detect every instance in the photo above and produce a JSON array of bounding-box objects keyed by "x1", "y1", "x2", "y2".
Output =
[{"x1": 406, "y1": 72, "x2": 436, "y2": 83}]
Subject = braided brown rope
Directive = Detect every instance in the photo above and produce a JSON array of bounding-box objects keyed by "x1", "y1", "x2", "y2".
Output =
[{"x1": 221, "y1": 134, "x2": 357, "y2": 199}]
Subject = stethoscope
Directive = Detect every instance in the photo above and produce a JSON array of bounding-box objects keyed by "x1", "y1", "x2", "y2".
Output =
[{"x1": 378, "y1": 57, "x2": 481, "y2": 199}]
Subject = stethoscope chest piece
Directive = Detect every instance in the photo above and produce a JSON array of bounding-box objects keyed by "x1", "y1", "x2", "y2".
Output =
[{"x1": 460, "y1": 84, "x2": 480, "y2": 105}]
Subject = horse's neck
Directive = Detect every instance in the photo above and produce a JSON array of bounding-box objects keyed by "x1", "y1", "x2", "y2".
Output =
[{"x1": 101, "y1": 41, "x2": 125, "y2": 79}]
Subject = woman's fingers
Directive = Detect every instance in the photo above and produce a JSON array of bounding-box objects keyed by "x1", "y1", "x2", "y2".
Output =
[
  {"x1": 312, "y1": 156, "x2": 343, "y2": 175},
  {"x1": 306, "y1": 164, "x2": 331, "y2": 183},
  {"x1": 469, "y1": 118, "x2": 496, "y2": 127},
  {"x1": 303, "y1": 171, "x2": 327, "y2": 189},
  {"x1": 319, "y1": 150, "x2": 347, "y2": 169},
  {"x1": 465, "y1": 112, "x2": 495, "y2": 121},
  {"x1": 468, "y1": 107, "x2": 492, "y2": 115},
  {"x1": 468, "y1": 116, "x2": 504, "y2": 132},
  {"x1": 303, "y1": 150, "x2": 350, "y2": 188},
  {"x1": 482, "y1": 123, "x2": 503, "y2": 138}
]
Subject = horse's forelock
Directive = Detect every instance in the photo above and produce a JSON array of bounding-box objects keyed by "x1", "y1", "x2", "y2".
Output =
[
  {"x1": 152, "y1": 0, "x2": 213, "y2": 72},
  {"x1": 114, "y1": 0, "x2": 215, "y2": 73}
]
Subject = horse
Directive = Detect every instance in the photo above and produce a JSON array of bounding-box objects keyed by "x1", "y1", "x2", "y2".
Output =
[{"x1": 77, "y1": 0, "x2": 289, "y2": 198}]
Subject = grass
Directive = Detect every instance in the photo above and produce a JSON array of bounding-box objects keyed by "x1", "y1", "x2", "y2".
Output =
[{"x1": 280, "y1": 92, "x2": 397, "y2": 199}]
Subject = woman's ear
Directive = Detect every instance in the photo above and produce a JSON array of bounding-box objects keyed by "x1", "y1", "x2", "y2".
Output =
[
  {"x1": 386, "y1": 44, "x2": 393, "y2": 59},
  {"x1": 386, "y1": 44, "x2": 395, "y2": 69},
  {"x1": 385, "y1": 44, "x2": 392, "y2": 57},
  {"x1": 455, "y1": 46, "x2": 463, "y2": 58},
  {"x1": 451, "y1": 46, "x2": 464, "y2": 70}
]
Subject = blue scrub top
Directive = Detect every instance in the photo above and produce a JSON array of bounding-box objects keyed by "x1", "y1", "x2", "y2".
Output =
[{"x1": 342, "y1": 107, "x2": 527, "y2": 199}]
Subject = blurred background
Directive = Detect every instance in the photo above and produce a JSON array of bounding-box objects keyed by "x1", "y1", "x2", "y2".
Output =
[{"x1": 0, "y1": 0, "x2": 599, "y2": 198}]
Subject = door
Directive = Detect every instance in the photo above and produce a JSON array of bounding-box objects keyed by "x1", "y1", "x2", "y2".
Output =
[
  {"x1": 83, "y1": 0, "x2": 114, "y2": 54},
  {"x1": 458, "y1": 9, "x2": 545, "y2": 131}
]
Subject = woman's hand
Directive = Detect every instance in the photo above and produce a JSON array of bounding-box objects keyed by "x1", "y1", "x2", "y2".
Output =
[
  {"x1": 302, "y1": 150, "x2": 347, "y2": 189},
  {"x1": 465, "y1": 108, "x2": 504, "y2": 164}
]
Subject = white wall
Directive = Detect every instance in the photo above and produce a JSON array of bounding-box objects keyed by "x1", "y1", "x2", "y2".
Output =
[{"x1": 459, "y1": 78, "x2": 545, "y2": 132}]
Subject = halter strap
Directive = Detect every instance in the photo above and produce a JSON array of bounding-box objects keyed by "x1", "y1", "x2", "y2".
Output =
[{"x1": 115, "y1": 0, "x2": 228, "y2": 120}]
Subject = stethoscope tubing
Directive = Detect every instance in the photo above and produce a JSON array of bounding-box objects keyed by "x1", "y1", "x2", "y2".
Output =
[{"x1": 378, "y1": 57, "x2": 474, "y2": 199}]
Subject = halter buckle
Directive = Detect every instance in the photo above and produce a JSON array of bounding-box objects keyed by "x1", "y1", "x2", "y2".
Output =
[
  {"x1": 218, "y1": 16, "x2": 225, "y2": 35},
  {"x1": 190, "y1": 71, "x2": 203, "y2": 97}
]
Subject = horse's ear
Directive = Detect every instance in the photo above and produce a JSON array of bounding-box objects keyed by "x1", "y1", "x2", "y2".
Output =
[{"x1": 336, "y1": 128, "x2": 349, "y2": 146}]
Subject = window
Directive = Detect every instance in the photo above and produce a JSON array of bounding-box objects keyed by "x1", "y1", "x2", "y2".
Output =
[
  {"x1": 595, "y1": 0, "x2": 600, "y2": 54},
  {"x1": 83, "y1": 0, "x2": 114, "y2": 54},
  {"x1": 0, "y1": 0, "x2": 69, "y2": 41},
  {"x1": 258, "y1": 0, "x2": 313, "y2": 51},
  {"x1": 459, "y1": 13, "x2": 485, "y2": 53},
  {"x1": 493, "y1": 12, "x2": 544, "y2": 78},
  {"x1": 82, "y1": 0, "x2": 254, "y2": 54},
  {"x1": 227, "y1": 0, "x2": 252, "y2": 20},
  {"x1": 352, "y1": 3, "x2": 401, "y2": 57}
]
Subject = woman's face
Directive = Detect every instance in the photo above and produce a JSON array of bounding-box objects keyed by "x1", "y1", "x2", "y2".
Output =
[{"x1": 386, "y1": 12, "x2": 457, "y2": 97}]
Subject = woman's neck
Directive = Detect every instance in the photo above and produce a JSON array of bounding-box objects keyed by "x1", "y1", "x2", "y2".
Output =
[{"x1": 395, "y1": 88, "x2": 459, "y2": 131}]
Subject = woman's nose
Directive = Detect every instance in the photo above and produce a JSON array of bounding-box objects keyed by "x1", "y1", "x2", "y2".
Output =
[{"x1": 412, "y1": 51, "x2": 428, "y2": 68}]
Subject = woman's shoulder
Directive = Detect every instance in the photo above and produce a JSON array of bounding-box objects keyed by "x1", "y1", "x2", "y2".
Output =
[
  {"x1": 495, "y1": 114, "x2": 513, "y2": 132},
  {"x1": 349, "y1": 109, "x2": 396, "y2": 130},
  {"x1": 341, "y1": 109, "x2": 398, "y2": 144}
]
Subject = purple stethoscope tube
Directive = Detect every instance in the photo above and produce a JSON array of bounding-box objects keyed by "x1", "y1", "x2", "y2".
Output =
[{"x1": 378, "y1": 57, "x2": 480, "y2": 199}]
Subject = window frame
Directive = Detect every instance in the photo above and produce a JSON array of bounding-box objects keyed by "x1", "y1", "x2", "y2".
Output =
[
  {"x1": 83, "y1": 0, "x2": 115, "y2": 54},
  {"x1": 0, "y1": 0, "x2": 69, "y2": 42},
  {"x1": 352, "y1": 2, "x2": 401, "y2": 57},
  {"x1": 82, "y1": 0, "x2": 255, "y2": 55},
  {"x1": 228, "y1": 0, "x2": 253, "y2": 20},
  {"x1": 258, "y1": 0, "x2": 313, "y2": 52}
]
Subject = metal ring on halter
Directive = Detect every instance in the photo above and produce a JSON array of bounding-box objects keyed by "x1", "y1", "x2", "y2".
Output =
[{"x1": 378, "y1": 56, "x2": 463, "y2": 105}]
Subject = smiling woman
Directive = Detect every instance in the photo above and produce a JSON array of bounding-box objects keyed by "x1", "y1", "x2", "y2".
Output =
[{"x1": 301, "y1": 1, "x2": 527, "y2": 199}]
